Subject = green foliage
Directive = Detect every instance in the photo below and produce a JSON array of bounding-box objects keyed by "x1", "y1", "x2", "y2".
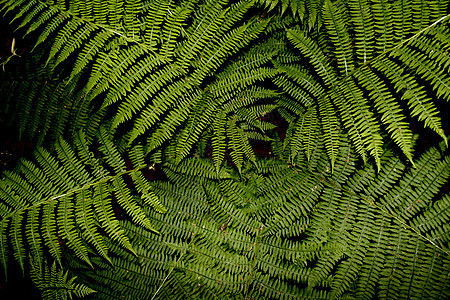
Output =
[
  {"x1": 65, "y1": 140, "x2": 450, "y2": 299},
  {"x1": 276, "y1": 2, "x2": 450, "y2": 170},
  {"x1": 0, "y1": 128, "x2": 164, "y2": 278},
  {"x1": 29, "y1": 255, "x2": 96, "y2": 300},
  {"x1": 0, "y1": 0, "x2": 449, "y2": 299}
]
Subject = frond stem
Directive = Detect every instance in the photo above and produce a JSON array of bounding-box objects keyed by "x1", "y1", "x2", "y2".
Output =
[
  {"x1": 0, "y1": 164, "x2": 155, "y2": 223},
  {"x1": 321, "y1": 173, "x2": 450, "y2": 256},
  {"x1": 341, "y1": 13, "x2": 450, "y2": 84},
  {"x1": 150, "y1": 241, "x2": 190, "y2": 300}
]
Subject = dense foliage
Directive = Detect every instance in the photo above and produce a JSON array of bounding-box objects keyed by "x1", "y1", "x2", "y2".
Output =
[{"x1": 0, "y1": 0, "x2": 449, "y2": 299}]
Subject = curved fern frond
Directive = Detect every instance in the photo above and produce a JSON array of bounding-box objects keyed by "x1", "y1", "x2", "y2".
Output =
[
  {"x1": 279, "y1": 2, "x2": 450, "y2": 169},
  {"x1": 1, "y1": 0, "x2": 283, "y2": 172},
  {"x1": 0, "y1": 129, "x2": 164, "y2": 275}
]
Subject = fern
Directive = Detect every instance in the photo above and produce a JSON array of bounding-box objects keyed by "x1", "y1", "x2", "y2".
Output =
[
  {"x1": 1, "y1": 0, "x2": 450, "y2": 299},
  {"x1": 51, "y1": 139, "x2": 449, "y2": 299},
  {"x1": 277, "y1": 0, "x2": 450, "y2": 169},
  {"x1": 1, "y1": 0, "x2": 280, "y2": 164},
  {"x1": 0, "y1": 129, "x2": 165, "y2": 278},
  {"x1": 29, "y1": 255, "x2": 96, "y2": 300}
]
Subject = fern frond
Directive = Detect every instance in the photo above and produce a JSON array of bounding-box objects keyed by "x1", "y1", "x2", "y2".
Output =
[
  {"x1": 212, "y1": 111, "x2": 227, "y2": 174},
  {"x1": 227, "y1": 118, "x2": 255, "y2": 173},
  {"x1": 323, "y1": 0, "x2": 353, "y2": 76},
  {"x1": 392, "y1": 0, "x2": 413, "y2": 41},
  {"x1": 68, "y1": 30, "x2": 114, "y2": 81},
  {"x1": 48, "y1": 137, "x2": 450, "y2": 299},
  {"x1": 105, "y1": 53, "x2": 167, "y2": 116},
  {"x1": 0, "y1": 129, "x2": 162, "y2": 275},
  {"x1": 354, "y1": 66, "x2": 414, "y2": 162},
  {"x1": 58, "y1": 195, "x2": 91, "y2": 266},
  {"x1": 283, "y1": 6, "x2": 450, "y2": 167},
  {"x1": 175, "y1": 92, "x2": 217, "y2": 163},
  {"x1": 1, "y1": 0, "x2": 282, "y2": 173},
  {"x1": 42, "y1": 198, "x2": 62, "y2": 265},
  {"x1": 305, "y1": 145, "x2": 450, "y2": 299},
  {"x1": 374, "y1": 58, "x2": 446, "y2": 143},
  {"x1": 348, "y1": 0, "x2": 374, "y2": 64},
  {"x1": 29, "y1": 256, "x2": 96, "y2": 300},
  {"x1": 286, "y1": 29, "x2": 336, "y2": 88},
  {"x1": 159, "y1": 3, "x2": 192, "y2": 60},
  {"x1": 392, "y1": 43, "x2": 450, "y2": 100},
  {"x1": 137, "y1": 93, "x2": 203, "y2": 153},
  {"x1": 317, "y1": 94, "x2": 340, "y2": 171},
  {"x1": 273, "y1": 63, "x2": 321, "y2": 107},
  {"x1": 333, "y1": 79, "x2": 384, "y2": 168},
  {"x1": 288, "y1": 106, "x2": 320, "y2": 162},
  {"x1": 371, "y1": 0, "x2": 394, "y2": 53}
]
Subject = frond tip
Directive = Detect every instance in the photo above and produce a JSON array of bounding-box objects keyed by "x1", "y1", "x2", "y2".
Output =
[{"x1": 29, "y1": 255, "x2": 96, "y2": 300}]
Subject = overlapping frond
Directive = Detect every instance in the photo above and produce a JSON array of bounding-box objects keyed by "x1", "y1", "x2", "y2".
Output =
[
  {"x1": 277, "y1": 0, "x2": 450, "y2": 169},
  {"x1": 305, "y1": 145, "x2": 450, "y2": 299},
  {"x1": 0, "y1": 129, "x2": 165, "y2": 279},
  {"x1": 59, "y1": 138, "x2": 450, "y2": 299},
  {"x1": 0, "y1": 0, "x2": 449, "y2": 299},
  {"x1": 1, "y1": 0, "x2": 280, "y2": 169}
]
